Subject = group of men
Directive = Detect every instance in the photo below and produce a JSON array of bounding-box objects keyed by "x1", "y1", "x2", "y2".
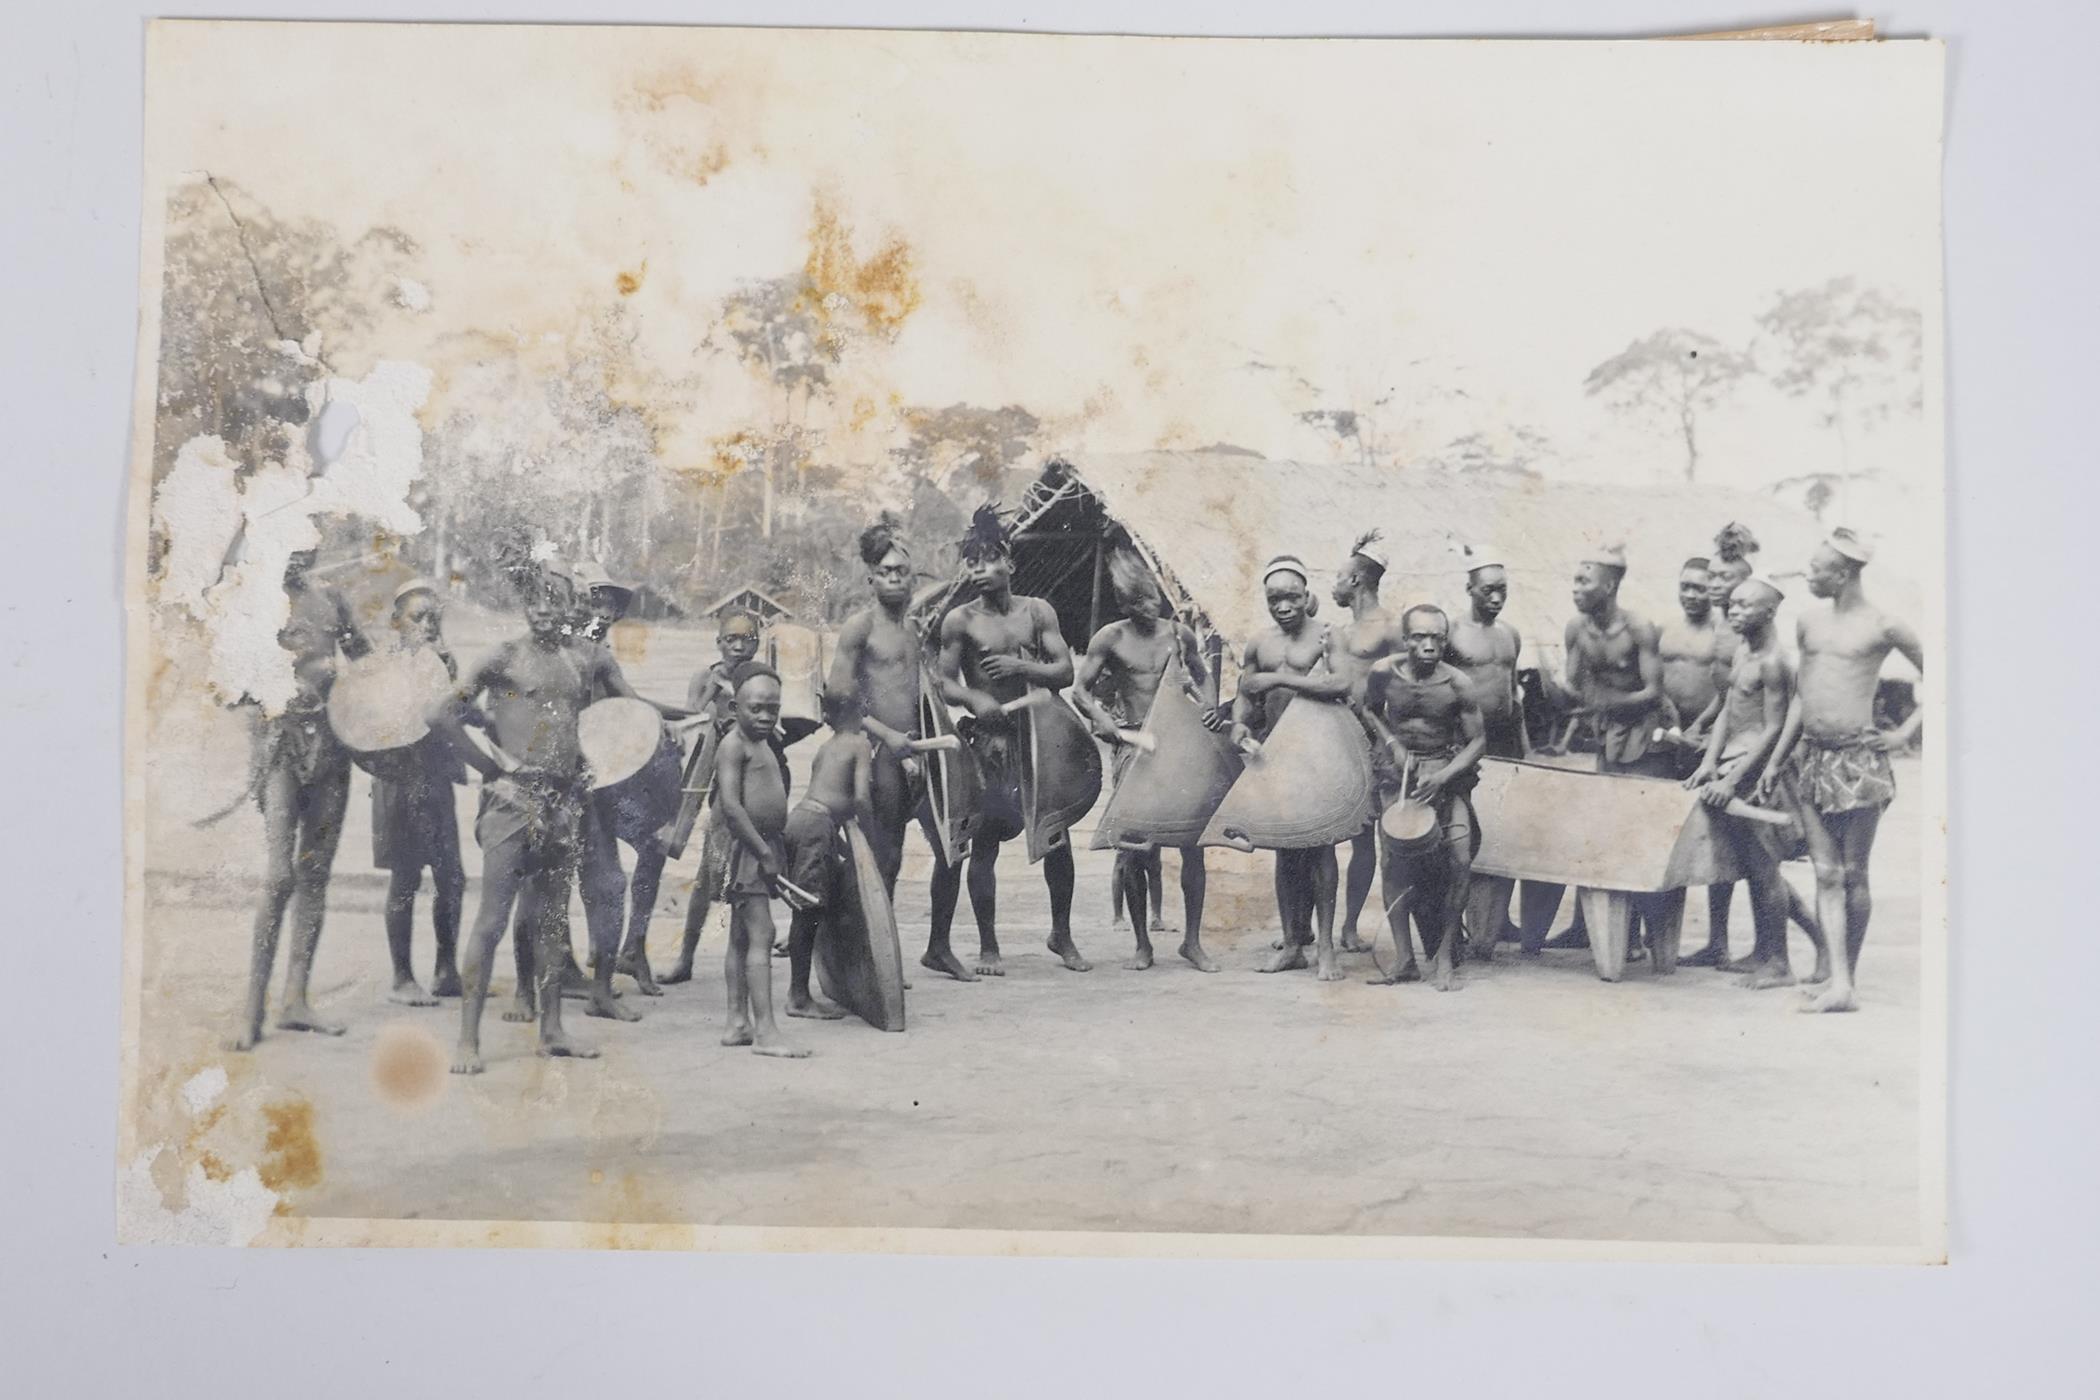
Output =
[{"x1": 223, "y1": 502, "x2": 1922, "y2": 1069}]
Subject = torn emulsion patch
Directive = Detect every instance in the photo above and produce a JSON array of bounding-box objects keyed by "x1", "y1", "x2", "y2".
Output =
[
  {"x1": 149, "y1": 359, "x2": 434, "y2": 712},
  {"x1": 118, "y1": 1151, "x2": 279, "y2": 1247}
]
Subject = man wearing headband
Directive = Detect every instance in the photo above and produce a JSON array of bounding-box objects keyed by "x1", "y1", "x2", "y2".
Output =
[
  {"x1": 1446, "y1": 545, "x2": 1526, "y2": 962},
  {"x1": 924, "y1": 503, "x2": 1088, "y2": 979},
  {"x1": 227, "y1": 546, "x2": 372, "y2": 1051},
  {"x1": 1769, "y1": 528, "x2": 1923, "y2": 1014},
  {"x1": 1232, "y1": 553, "x2": 1346, "y2": 980},
  {"x1": 1565, "y1": 544, "x2": 1669, "y2": 776},
  {"x1": 369, "y1": 579, "x2": 465, "y2": 1006},
  {"x1": 823, "y1": 512, "x2": 929, "y2": 899},
  {"x1": 1684, "y1": 576, "x2": 1829, "y2": 990},
  {"x1": 1072, "y1": 547, "x2": 1223, "y2": 973},
  {"x1": 1361, "y1": 604, "x2": 1487, "y2": 992},
  {"x1": 1326, "y1": 531, "x2": 1403, "y2": 955}
]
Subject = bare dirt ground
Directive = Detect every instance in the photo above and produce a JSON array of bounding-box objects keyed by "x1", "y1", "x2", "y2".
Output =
[{"x1": 130, "y1": 619, "x2": 1927, "y2": 1248}]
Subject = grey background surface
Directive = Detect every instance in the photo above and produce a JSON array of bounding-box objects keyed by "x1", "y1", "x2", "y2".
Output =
[{"x1": 3, "y1": 1, "x2": 2086, "y2": 1392}]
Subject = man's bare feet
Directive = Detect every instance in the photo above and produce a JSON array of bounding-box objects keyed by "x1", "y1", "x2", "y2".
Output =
[
  {"x1": 1742, "y1": 961, "x2": 1796, "y2": 990},
  {"x1": 502, "y1": 992, "x2": 537, "y2": 1023},
  {"x1": 720, "y1": 1021, "x2": 754, "y2": 1046},
  {"x1": 616, "y1": 950, "x2": 662, "y2": 996},
  {"x1": 450, "y1": 1045, "x2": 483, "y2": 1075},
  {"x1": 976, "y1": 950, "x2": 1008, "y2": 977},
  {"x1": 430, "y1": 966, "x2": 464, "y2": 998},
  {"x1": 1679, "y1": 945, "x2": 1726, "y2": 969},
  {"x1": 1803, "y1": 958, "x2": 1832, "y2": 986},
  {"x1": 1123, "y1": 945, "x2": 1155, "y2": 971},
  {"x1": 1430, "y1": 961, "x2": 1460, "y2": 992},
  {"x1": 1178, "y1": 942, "x2": 1219, "y2": 973},
  {"x1": 537, "y1": 1031, "x2": 600, "y2": 1059},
  {"x1": 584, "y1": 986, "x2": 643, "y2": 1022},
  {"x1": 1270, "y1": 935, "x2": 1287, "y2": 951},
  {"x1": 752, "y1": 1032, "x2": 812, "y2": 1059},
  {"x1": 277, "y1": 1003, "x2": 346, "y2": 1036},
  {"x1": 1367, "y1": 960, "x2": 1420, "y2": 986},
  {"x1": 1316, "y1": 949, "x2": 1345, "y2": 982},
  {"x1": 1337, "y1": 927, "x2": 1371, "y2": 954},
  {"x1": 389, "y1": 976, "x2": 437, "y2": 1008},
  {"x1": 1723, "y1": 953, "x2": 1761, "y2": 973},
  {"x1": 772, "y1": 937, "x2": 789, "y2": 958},
  {"x1": 786, "y1": 994, "x2": 847, "y2": 1020},
  {"x1": 1046, "y1": 936, "x2": 1091, "y2": 972},
  {"x1": 1149, "y1": 915, "x2": 1169, "y2": 933},
  {"x1": 658, "y1": 961, "x2": 695, "y2": 986},
  {"x1": 1799, "y1": 986, "x2": 1859, "y2": 1013},
  {"x1": 1259, "y1": 944, "x2": 1308, "y2": 973},
  {"x1": 919, "y1": 948, "x2": 979, "y2": 982},
  {"x1": 225, "y1": 1026, "x2": 263, "y2": 1052}
]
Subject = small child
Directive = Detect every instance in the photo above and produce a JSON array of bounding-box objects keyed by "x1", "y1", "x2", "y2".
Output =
[
  {"x1": 779, "y1": 695, "x2": 877, "y2": 1019},
  {"x1": 712, "y1": 661, "x2": 809, "y2": 1058}
]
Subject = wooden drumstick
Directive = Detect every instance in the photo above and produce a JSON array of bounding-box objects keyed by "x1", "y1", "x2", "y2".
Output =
[
  {"x1": 1115, "y1": 729, "x2": 1158, "y2": 753},
  {"x1": 1721, "y1": 798, "x2": 1795, "y2": 828},
  {"x1": 907, "y1": 735, "x2": 961, "y2": 753},
  {"x1": 998, "y1": 689, "x2": 1050, "y2": 714}
]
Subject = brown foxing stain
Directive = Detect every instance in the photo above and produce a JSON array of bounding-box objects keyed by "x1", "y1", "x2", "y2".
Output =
[
  {"x1": 609, "y1": 619, "x2": 651, "y2": 666},
  {"x1": 258, "y1": 1097, "x2": 323, "y2": 1210},
  {"x1": 846, "y1": 395, "x2": 880, "y2": 434},
  {"x1": 616, "y1": 261, "x2": 647, "y2": 296},
  {"x1": 370, "y1": 1023, "x2": 447, "y2": 1110},
  {"x1": 800, "y1": 197, "x2": 922, "y2": 340},
  {"x1": 687, "y1": 143, "x2": 730, "y2": 186}
]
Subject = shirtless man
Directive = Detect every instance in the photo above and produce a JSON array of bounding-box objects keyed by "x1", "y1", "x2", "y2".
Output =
[
  {"x1": 1445, "y1": 551, "x2": 1524, "y2": 961},
  {"x1": 776, "y1": 695, "x2": 874, "y2": 1020},
  {"x1": 1327, "y1": 532, "x2": 1400, "y2": 954},
  {"x1": 1540, "y1": 546, "x2": 1668, "y2": 955},
  {"x1": 227, "y1": 547, "x2": 371, "y2": 1051},
  {"x1": 1683, "y1": 550, "x2": 1823, "y2": 970},
  {"x1": 1684, "y1": 578, "x2": 1824, "y2": 990},
  {"x1": 712, "y1": 662, "x2": 809, "y2": 1056},
  {"x1": 1071, "y1": 548, "x2": 1222, "y2": 973},
  {"x1": 1230, "y1": 555, "x2": 1346, "y2": 981},
  {"x1": 569, "y1": 567, "x2": 697, "y2": 1010},
  {"x1": 435, "y1": 566, "x2": 633, "y2": 1072},
  {"x1": 925, "y1": 504, "x2": 1087, "y2": 978},
  {"x1": 822, "y1": 513, "x2": 928, "y2": 897},
  {"x1": 1657, "y1": 557, "x2": 1733, "y2": 967},
  {"x1": 659, "y1": 609, "x2": 767, "y2": 985},
  {"x1": 1362, "y1": 606, "x2": 1488, "y2": 992},
  {"x1": 1769, "y1": 528, "x2": 1923, "y2": 1014},
  {"x1": 370, "y1": 579, "x2": 465, "y2": 1006}
]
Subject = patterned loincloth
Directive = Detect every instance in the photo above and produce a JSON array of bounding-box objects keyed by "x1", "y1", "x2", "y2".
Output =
[
  {"x1": 963, "y1": 717, "x2": 1025, "y2": 843},
  {"x1": 1789, "y1": 732, "x2": 1896, "y2": 815}
]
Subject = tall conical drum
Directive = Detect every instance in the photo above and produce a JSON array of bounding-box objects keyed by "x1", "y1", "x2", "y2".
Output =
[
  {"x1": 1091, "y1": 674, "x2": 1242, "y2": 851},
  {"x1": 1199, "y1": 698, "x2": 1373, "y2": 851},
  {"x1": 1020, "y1": 693, "x2": 1103, "y2": 862}
]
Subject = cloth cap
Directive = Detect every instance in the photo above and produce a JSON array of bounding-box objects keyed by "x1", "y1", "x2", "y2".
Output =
[
  {"x1": 1262, "y1": 554, "x2": 1310, "y2": 586},
  {"x1": 1350, "y1": 539, "x2": 1391, "y2": 572},
  {"x1": 1739, "y1": 574, "x2": 1786, "y2": 601},
  {"x1": 1582, "y1": 543, "x2": 1629, "y2": 573},
  {"x1": 1825, "y1": 528, "x2": 1875, "y2": 564},
  {"x1": 1462, "y1": 543, "x2": 1505, "y2": 574},
  {"x1": 392, "y1": 577, "x2": 440, "y2": 607}
]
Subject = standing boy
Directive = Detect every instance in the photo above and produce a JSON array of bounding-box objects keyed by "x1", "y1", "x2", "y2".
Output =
[
  {"x1": 712, "y1": 662, "x2": 811, "y2": 1057},
  {"x1": 370, "y1": 579, "x2": 465, "y2": 1005}
]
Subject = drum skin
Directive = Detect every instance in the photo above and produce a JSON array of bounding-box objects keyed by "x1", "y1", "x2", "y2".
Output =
[
  {"x1": 579, "y1": 697, "x2": 682, "y2": 839},
  {"x1": 1020, "y1": 694, "x2": 1103, "y2": 863},
  {"x1": 327, "y1": 646, "x2": 453, "y2": 783},
  {"x1": 1200, "y1": 698, "x2": 1373, "y2": 851},
  {"x1": 815, "y1": 824, "x2": 908, "y2": 1032},
  {"x1": 1091, "y1": 680, "x2": 1241, "y2": 852}
]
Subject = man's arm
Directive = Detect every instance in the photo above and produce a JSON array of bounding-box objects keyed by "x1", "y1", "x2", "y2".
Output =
[
  {"x1": 1275, "y1": 626, "x2": 1352, "y2": 701},
  {"x1": 1028, "y1": 598, "x2": 1077, "y2": 689},
  {"x1": 425, "y1": 650, "x2": 508, "y2": 781},
  {"x1": 1688, "y1": 685, "x2": 1731, "y2": 789},
  {"x1": 330, "y1": 588, "x2": 373, "y2": 661},
  {"x1": 1880, "y1": 616, "x2": 1926, "y2": 749},
  {"x1": 851, "y1": 742, "x2": 876, "y2": 830},
  {"x1": 935, "y1": 610, "x2": 1001, "y2": 720},
  {"x1": 1228, "y1": 640, "x2": 1266, "y2": 747},
  {"x1": 590, "y1": 646, "x2": 695, "y2": 720},
  {"x1": 1070, "y1": 628, "x2": 1125, "y2": 741},
  {"x1": 1419, "y1": 676, "x2": 1487, "y2": 797}
]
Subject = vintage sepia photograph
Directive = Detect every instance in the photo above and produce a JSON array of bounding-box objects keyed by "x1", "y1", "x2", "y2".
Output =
[{"x1": 121, "y1": 21, "x2": 1946, "y2": 1258}]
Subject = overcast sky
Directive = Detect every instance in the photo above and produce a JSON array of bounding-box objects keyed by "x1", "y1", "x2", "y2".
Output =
[{"x1": 143, "y1": 23, "x2": 1944, "y2": 498}]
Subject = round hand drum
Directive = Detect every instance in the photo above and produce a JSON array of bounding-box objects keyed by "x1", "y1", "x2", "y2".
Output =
[
  {"x1": 1379, "y1": 793, "x2": 1441, "y2": 858},
  {"x1": 326, "y1": 646, "x2": 454, "y2": 782},
  {"x1": 578, "y1": 697, "x2": 683, "y2": 842}
]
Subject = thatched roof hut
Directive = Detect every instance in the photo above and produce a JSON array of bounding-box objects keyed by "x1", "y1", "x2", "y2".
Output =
[{"x1": 981, "y1": 453, "x2": 1921, "y2": 681}]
